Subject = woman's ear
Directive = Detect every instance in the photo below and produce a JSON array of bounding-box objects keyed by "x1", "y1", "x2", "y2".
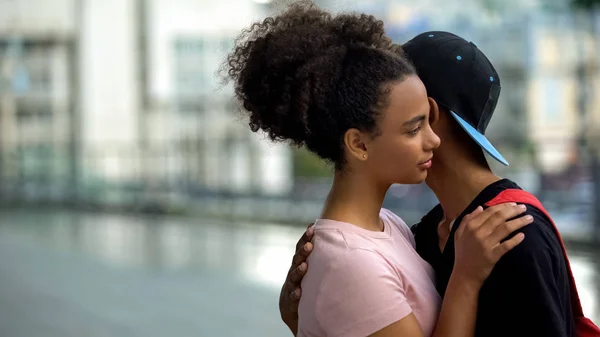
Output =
[{"x1": 344, "y1": 128, "x2": 369, "y2": 161}]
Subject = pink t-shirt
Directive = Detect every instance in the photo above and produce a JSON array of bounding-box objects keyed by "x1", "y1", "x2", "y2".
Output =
[{"x1": 297, "y1": 208, "x2": 442, "y2": 337}]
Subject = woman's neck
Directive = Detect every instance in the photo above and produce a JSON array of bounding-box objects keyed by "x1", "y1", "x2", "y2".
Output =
[{"x1": 321, "y1": 170, "x2": 389, "y2": 232}]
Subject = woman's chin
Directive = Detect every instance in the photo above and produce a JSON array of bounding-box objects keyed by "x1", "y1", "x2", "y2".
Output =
[{"x1": 395, "y1": 171, "x2": 428, "y2": 185}]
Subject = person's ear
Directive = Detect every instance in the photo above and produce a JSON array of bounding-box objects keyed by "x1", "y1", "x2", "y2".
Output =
[
  {"x1": 344, "y1": 128, "x2": 370, "y2": 161},
  {"x1": 428, "y1": 97, "x2": 440, "y2": 126}
]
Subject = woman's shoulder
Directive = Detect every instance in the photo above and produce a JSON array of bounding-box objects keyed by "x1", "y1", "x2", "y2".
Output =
[
  {"x1": 380, "y1": 208, "x2": 415, "y2": 245},
  {"x1": 379, "y1": 208, "x2": 407, "y2": 225}
]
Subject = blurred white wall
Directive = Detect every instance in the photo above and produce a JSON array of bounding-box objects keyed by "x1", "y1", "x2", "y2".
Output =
[
  {"x1": 79, "y1": 0, "x2": 140, "y2": 179},
  {"x1": 0, "y1": 0, "x2": 75, "y2": 35}
]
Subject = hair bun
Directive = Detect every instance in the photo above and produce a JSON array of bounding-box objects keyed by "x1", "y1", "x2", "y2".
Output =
[{"x1": 224, "y1": 1, "x2": 413, "y2": 167}]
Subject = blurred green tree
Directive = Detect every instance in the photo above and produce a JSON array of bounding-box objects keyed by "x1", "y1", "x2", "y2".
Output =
[
  {"x1": 292, "y1": 147, "x2": 332, "y2": 178},
  {"x1": 572, "y1": 0, "x2": 600, "y2": 9}
]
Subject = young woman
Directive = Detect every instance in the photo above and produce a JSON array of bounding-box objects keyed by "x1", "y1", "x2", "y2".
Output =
[{"x1": 224, "y1": 2, "x2": 531, "y2": 337}]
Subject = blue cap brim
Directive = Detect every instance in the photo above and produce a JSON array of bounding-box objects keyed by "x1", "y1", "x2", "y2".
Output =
[{"x1": 450, "y1": 111, "x2": 509, "y2": 166}]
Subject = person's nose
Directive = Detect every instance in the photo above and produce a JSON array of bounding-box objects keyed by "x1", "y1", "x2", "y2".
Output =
[{"x1": 425, "y1": 127, "x2": 441, "y2": 152}]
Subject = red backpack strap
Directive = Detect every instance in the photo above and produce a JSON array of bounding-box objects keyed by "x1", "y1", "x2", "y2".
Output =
[{"x1": 484, "y1": 189, "x2": 584, "y2": 319}]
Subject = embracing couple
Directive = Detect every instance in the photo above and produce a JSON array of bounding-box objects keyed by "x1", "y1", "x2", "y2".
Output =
[{"x1": 223, "y1": 1, "x2": 599, "y2": 336}]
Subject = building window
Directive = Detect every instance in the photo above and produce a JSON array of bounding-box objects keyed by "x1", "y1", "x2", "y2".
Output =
[
  {"x1": 176, "y1": 97, "x2": 206, "y2": 114},
  {"x1": 0, "y1": 41, "x2": 53, "y2": 96},
  {"x1": 173, "y1": 38, "x2": 208, "y2": 112},
  {"x1": 15, "y1": 97, "x2": 53, "y2": 121},
  {"x1": 173, "y1": 36, "x2": 233, "y2": 114}
]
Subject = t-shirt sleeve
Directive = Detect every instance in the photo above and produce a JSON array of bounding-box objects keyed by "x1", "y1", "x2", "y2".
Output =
[{"x1": 315, "y1": 248, "x2": 414, "y2": 337}]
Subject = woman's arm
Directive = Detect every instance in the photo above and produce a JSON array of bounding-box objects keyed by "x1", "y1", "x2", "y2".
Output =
[
  {"x1": 429, "y1": 274, "x2": 480, "y2": 337},
  {"x1": 370, "y1": 203, "x2": 532, "y2": 337}
]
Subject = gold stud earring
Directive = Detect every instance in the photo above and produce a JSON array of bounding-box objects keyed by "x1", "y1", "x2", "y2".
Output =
[{"x1": 363, "y1": 154, "x2": 367, "y2": 159}]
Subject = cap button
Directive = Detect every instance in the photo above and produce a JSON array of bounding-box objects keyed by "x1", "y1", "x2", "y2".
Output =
[{"x1": 469, "y1": 41, "x2": 478, "y2": 48}]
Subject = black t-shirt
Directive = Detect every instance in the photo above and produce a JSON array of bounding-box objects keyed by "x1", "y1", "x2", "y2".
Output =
[{"x1": 411, "y1": 179, "x2": 574, "y2": 337}]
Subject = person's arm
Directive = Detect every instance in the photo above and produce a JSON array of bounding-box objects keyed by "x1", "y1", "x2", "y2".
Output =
[
  {"x1": 370, "y1": 203, "x2": 532, "y2": 337},
  {"x1": 279, "y1": 224, "x2": 314, "y2": 336},
  {"x1": 368, "y1": 274, "x2": 480, "y2": 337},
  {"x1": 474, "y1": 209, "x2": 573, "y2": 337}
]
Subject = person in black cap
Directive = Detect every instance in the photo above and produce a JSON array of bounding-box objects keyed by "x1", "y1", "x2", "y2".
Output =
[{"x1": 278, "y1": 31, "x2": 587, "y2": 337}]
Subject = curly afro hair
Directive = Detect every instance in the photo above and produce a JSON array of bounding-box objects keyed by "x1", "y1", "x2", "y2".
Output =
[{"x1": 224, "y1": 1, "x2": 415, "y2": 169}]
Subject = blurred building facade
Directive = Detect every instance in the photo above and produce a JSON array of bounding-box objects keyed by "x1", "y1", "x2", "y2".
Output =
[
  {"x1": 0, "y1": 0, "x2": 598, "y2": 231},
  {"x1": 0, "y1": 0, "x2": 292, "y2": 202},
  {"x1": 0, "y1": 0, "x2": 75, "y2": 192}
]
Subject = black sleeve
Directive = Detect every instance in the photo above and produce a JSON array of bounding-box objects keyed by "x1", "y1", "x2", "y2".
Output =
[{"x1": 474, "y1": 208, "x2": 575, "y2": 337}]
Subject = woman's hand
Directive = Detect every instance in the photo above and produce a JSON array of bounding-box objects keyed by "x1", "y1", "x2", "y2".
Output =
[{"x1": 453, "y1": 203, "x2": 532, "y2": 287}]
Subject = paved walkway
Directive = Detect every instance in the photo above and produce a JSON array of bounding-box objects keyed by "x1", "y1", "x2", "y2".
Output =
[{"x1": 0, "y1": 210, "x2": 597, "y2": 336}]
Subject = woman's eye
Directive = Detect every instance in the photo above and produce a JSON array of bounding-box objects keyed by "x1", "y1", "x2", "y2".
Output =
[{"x1": 408, "y1": 126, "x2": 422, "y2": 136}]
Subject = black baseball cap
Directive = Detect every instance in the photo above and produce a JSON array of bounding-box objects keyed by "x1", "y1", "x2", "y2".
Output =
[{"x1": 402, "y1": 31, "x2": 509, "y2": 166}]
